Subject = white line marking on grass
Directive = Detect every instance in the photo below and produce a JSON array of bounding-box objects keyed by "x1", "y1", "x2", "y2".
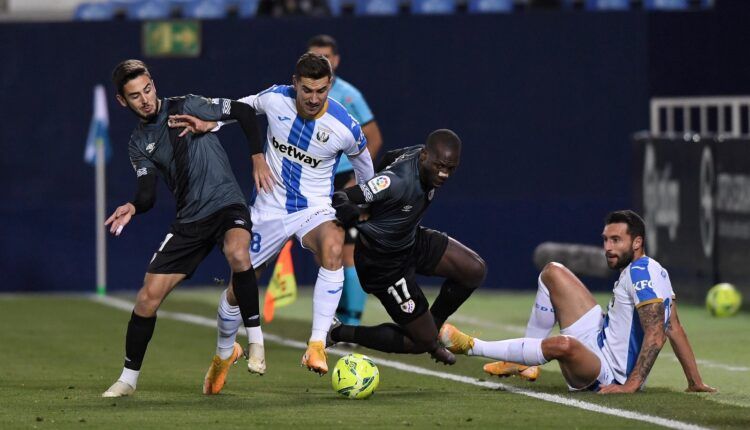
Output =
[
  {"x1": 450, "y1": 314, "x2": 749, "y2": 372},
  {"x1": 92, "y1": 295, "x2": 710, "y2": 430}
]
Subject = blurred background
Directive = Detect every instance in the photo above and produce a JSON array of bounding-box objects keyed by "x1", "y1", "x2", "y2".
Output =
[{"x1": 1, "y1": 0, "x2": 748, "y2": 307}]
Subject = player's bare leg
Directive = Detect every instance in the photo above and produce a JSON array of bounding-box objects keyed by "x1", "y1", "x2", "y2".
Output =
[
  {"x1": 300, "y1": 221, "x2": 345, "y2": 375},
  {"x1": 103, "y1": 273, "x2": 184, "y2": 397},
  {"x1": 430, "y1": 237, "x2": 486, "y2": 329},
  {"x1": 483, "y1": 262, "x2": 599, "y2": 381}
]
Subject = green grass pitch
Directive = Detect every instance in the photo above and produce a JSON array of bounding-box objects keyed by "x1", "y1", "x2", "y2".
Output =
[{"x1": 1, "y1": 288, "x2": 748, "y2": 429}]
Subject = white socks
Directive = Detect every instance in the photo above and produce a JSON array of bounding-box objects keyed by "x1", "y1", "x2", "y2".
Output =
[
  {"x1": 525, "y1": 276, "x2": 556, "y2": 339},
  {"x1": 469, "y1": 337, "x2": 548, "y2": 366},
  {"x1": 310, "y1": 267, "x2": 344, "y2": 342},
  {"x1": 118, "y1": 368, "x2": 139, "y2": 388},
  {"x1": 216, "y1": 289, "x2": 243, "y2": 359}
]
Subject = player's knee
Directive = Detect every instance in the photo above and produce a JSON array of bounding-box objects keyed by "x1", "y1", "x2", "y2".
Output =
[
  {"x1": 319, "y1": 238, "x2": 343, "y2": 269},
  {"x1": 224, "y1": 246, "x2": 251, "y2": 271},
  {"x1": 540, "y1": 262, "x2": 568, "y2": 287},
  {"x1": 135, "y1": 287, "x2": 163, "y2": 315},
  {"x1": 543, "y1": 335, "x2": 575, "y2": 359},
  {"x1": 463, "y1": 254, "x2": 487, "y2": 288}
]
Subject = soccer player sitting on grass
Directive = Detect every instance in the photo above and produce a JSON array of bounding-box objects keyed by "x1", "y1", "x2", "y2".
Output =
[
  {"x1": 328, "y1": 130, "x2": 485, "y2": 365},
  {"x1": 440, "y1": 210, "x2": 716, "y2": 394}
]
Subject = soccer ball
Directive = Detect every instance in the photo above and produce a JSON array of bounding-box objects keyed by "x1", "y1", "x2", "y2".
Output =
[
  {"x1": 706, "y1": 283, "x2": 742, "y2": 317},
  {"x1": 331, "y1": 353, "x2": 380, "y2": 399}
]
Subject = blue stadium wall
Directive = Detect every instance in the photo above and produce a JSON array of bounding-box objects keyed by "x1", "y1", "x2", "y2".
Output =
[{"x1": 1, "y1": 5, "x2": 747, "y2": 292}]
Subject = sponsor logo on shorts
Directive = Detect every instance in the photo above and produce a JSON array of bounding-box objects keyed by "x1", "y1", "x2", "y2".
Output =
[
  {"x1": 271, "y1": 137, "x2": 323, "y2": 168},
  {"x1": 400, "y1": 299, "x2": 415, "y2": 314},
  {"x1": 401, "y1": 205, "x2": 412, "y2": 212},
  {"x1": 367, "y1": 175, "x2": 391, "y2": 194},
  {"x1": 136, "y1": 167, "x2": 148, "y2": 178},
  {"x1": 234, "y1": 219, "x2": 246, "y2": 226}
]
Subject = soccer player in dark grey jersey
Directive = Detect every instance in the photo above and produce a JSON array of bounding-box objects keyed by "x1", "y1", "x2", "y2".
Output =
[
  {"x1": 102, "y1": 60, "x2": 272, "y2": 398},
  {"x1": 329, "y1": 129, "x2": 486, "y2": 365}
]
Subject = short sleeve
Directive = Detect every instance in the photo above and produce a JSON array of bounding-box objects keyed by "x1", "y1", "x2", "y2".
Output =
[
  {"x1": 182, "y1": 94, "x2": 232, "y2": 121},
  {"x1": 360, "y1": 171, "x2": 403, "y2": 203},
  {"x1": 128, "y1": 139, "x2": 156, "y2": 177},
  {"x1": 346, "y1": 89, "x2": 375, "y2": 125},
  {"x1": 629, "y1": 258, "x2": 662, "y2": 308}
]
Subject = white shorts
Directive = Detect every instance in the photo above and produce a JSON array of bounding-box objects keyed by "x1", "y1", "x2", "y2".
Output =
[
  {"x1": 559, "y1": 305, "x2": 615, "y2": 391},
  {"x1": 249, "y1": 205, "x2": 337, "y2": 267}
]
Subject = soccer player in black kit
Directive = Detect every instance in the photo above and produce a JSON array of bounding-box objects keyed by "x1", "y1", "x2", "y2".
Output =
[
  {"x1": 329, "y1": 129, "x2": 486, "y2": 364},
  {"x1": 102, "y1": 60, "x2": 273, "y2": 397}
]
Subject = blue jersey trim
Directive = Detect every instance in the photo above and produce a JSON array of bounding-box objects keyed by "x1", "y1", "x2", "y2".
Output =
[
  {"x1": 630, "y1": 256, "x2": 657, "y2": 302},
  {"x1": 258, "y1": 84, "x2": 296, "y2": 99},
  {"x1": 327, "y1": 98, "x2": 366, "y2": 151},
  {"x1": 281, "y1": 158, "x2": 308, "y2": 213}
]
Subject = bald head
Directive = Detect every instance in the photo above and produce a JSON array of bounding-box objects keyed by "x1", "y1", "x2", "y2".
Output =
[{"x1": 419, "y1": 129, "x2": 461, "y2": 189}]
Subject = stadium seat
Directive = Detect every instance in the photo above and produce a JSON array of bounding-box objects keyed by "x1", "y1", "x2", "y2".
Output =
[
  {"x1": 584, "y1": 0, "x2": 630, "y2": 10},
  {"x1": 183, "y1": 0, "x2": 229, "y2": 18},
  {"x1": 643, "y1": 0, "x2": 688, "y2": 10},
  {"x1": 411, "y1": 0, "x2": 456, "y2": 15},
  {"x1": 327, "y1": 0, "x2": 343, "y2": 16},
  {"x1": 125, "y1": 0, "x2": 172, "y2": 20},
  {"x1": 467, "y1": 0, "x2": 512, "y2": 13},
  {"x1": 73, "y1": 2, "x2": 116, "y2": 21},
  {"x1": 234, "y1": 0, "x2": 260, "y2": 17},
  {"x1": 354, "y1": 0, "x2": 399, "y2": 16}
]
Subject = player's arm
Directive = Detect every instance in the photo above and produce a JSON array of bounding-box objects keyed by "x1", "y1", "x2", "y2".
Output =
[
  {"x1": 599, "y1": 301, "x2": 667, "y2": 394},
  {"x1": 349, "y1": 147, "x2": 374, "y2": 185},
  {"x1": 347, "y1": 90, "x2": 382, "y2": 160},
  {"x1": 105, "y1": 148, "x2": 157, "y2": 236},
  {"x1": 666, "y1": 300, "x2": 717, "y2": 393},
  {"x1": 332, "y1": 172, "x2": 401, "y2": 227},
  {"x1": 171, "y1": 95, "x2": 274, "y2": 193}
]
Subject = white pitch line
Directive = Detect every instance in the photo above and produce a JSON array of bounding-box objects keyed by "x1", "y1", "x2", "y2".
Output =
[
  {"x1": 91, "y1": 295, "x2": 710, "y2": 430},
  {"x1": 450, "y1": 314, "x2": 749, "y2": 372}
]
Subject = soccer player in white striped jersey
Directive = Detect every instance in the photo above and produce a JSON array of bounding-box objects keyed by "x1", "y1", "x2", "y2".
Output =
[
  {"x1": 440, "y1": 210, "x2": 716, "y2": 394},
  {"x1": 169, "y1": 53, "x2": 374, "y2": 378}
]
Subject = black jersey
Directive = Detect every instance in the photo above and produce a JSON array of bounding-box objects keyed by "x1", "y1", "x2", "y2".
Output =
[
  {"x1": 356, "y1": 145, "x2": 435, "y2": 252},
  {"x1": 128, "y1": 95, "x2": 245, "y2": 223}
]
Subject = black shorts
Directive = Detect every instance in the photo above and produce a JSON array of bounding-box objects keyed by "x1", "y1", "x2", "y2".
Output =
[
  {"x1": 354, "y1": 226, "x2": 449, "y2": 325},
  {"x1": 147, "y1": 204, "x2": 252, "y2": 279},
  {"x1": 334, "y1": 170, "x2": 358, "y2": 245}
]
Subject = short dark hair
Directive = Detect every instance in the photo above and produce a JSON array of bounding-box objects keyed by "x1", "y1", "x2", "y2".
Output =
[
  {"x1": 112, "y1": 59, "x2": 151, "y2": 96},
  {"x1": 605, "y1": 210, "x2": 646, "y2": 245},
  {"x1": 307, "y1": 34, "x2": 339, "y2": 55},
  {"x1": 294, "y1": 52, "x2": 333, "y2": 81},
  {"x1": 425, "y1": 129, "x2": 462, "y2": 152}
]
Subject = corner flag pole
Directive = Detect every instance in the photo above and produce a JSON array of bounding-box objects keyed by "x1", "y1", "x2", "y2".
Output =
[
  {"x1": 96, "y1": 134, "x2": 107, "y2": 296},
  {"x1": 85, "y1": 84, "x2": 111, "y2": 296}
]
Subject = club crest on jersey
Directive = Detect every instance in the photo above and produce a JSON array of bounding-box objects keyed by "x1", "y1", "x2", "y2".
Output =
[
  {"x1": 146, "y1": 142, "x2": 155, "y2": 154},
  {"x1": 316, "y1": 129, "x2": 331, "y2": 143},
  {"x1": 367, "y1": 175, "x2": 391, "y2": 194}
]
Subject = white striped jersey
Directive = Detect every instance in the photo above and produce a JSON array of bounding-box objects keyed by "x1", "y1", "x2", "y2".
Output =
[
  {"x1": 239, "y1": 85, "x2": 368, "y2": 214},
  {"x1": 598, "y1": 256, "x2": 674, "y2": 384}
]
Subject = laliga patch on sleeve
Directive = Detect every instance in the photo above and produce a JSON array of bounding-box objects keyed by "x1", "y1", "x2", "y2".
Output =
[{"x1": 367, "y1": 175, "x2": 391, "y2": 194}]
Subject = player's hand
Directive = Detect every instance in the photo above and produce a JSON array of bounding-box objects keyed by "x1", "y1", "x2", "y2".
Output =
[
  {"x1": 598, "y1": 383, "x2": 638, "y2": 394},
  {"x1": 168, "y1": 114, "x2": 216, "y2": 137},
  {"x1": 332, "y1": 191, "x2": 360, "y2": 228},
  {"x1": 104, "y1": 203, "x2": 135, "y2": 237},
  {"x1": 252, "y1": 153, "x2": 276, "y2": 194},
  {"x1": 686, "y1": 382, "x2": 717, "y2": 393}
]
